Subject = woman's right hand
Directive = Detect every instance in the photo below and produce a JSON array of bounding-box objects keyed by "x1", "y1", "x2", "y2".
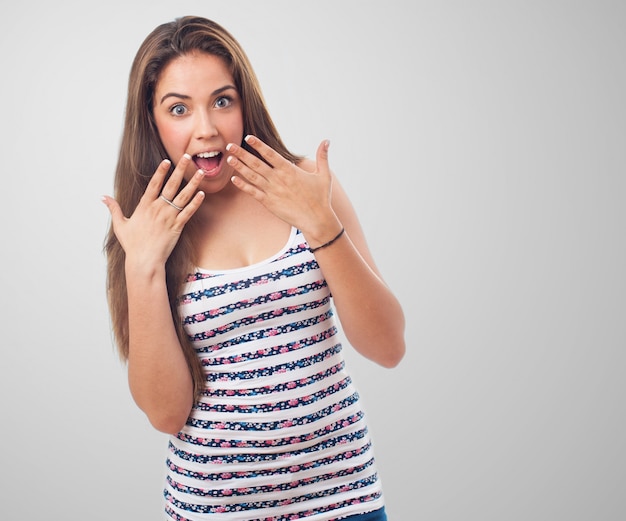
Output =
[{"x1": 102, "y1": 154, "x2": 205, "y2": 267}]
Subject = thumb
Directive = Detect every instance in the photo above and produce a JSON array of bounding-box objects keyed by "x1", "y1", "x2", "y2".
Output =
[
  {"x1": 315, "y1": 139, "x2": 331, "y2": 176},
  {"x1": 101, "y1": 195, "x2": 126, "y2": 225}
]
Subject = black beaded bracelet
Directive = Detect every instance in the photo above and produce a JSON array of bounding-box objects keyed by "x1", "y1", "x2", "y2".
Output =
[{"x1": 309, "y1": 227, "x2": 345, "y2": 253}]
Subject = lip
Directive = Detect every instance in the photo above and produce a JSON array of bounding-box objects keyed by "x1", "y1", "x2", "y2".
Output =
[{"x1": 192, "y1": 150, "x2": 224, "y2": 178}]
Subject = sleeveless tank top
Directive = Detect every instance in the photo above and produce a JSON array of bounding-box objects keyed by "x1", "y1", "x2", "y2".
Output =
[{"x1": 164, "y1": 228, "x2": 385, "y2": 520}]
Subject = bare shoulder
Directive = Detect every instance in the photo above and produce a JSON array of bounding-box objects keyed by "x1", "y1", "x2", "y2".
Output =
[{"x1": 296, "y1": 157, "x2": 316, "y2": 173}]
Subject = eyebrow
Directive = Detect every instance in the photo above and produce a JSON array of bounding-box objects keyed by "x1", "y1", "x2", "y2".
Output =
[{"x1": 159, "y1": 85, "x2": 237, "y2": 105}]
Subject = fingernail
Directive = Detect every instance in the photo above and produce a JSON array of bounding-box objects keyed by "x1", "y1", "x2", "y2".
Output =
[
  {"x1": 226, "y1": 143, "x2": 233, "y2": 151},
  {"x1": 244, "y1": 135, "x2": 254, "y2": 144},
  {"x1": 183, "y1": 153, "x2": 191, "y2": 160}
]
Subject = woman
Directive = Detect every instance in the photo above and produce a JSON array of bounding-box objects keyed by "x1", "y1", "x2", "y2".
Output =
[{"x1": 103, "y1": 15, "x2": 405, "y2": 521}]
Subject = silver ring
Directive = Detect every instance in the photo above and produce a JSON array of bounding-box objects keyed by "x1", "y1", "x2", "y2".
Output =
[{"x1": 159, "y1": 194, "x2": 183, "y2": 212}]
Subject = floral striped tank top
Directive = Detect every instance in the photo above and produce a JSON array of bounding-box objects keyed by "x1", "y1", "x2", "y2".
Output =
[{"x1": 164, "y1": 227, "x2": 385, "y2": 520}]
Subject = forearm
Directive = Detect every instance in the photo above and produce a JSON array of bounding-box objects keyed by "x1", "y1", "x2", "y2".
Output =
[
  {"x1": 126, "y1": 262, "x2": 193, "y2": 433},
  {"x1": 312, "y1": 231, "x2": 406, "y2": 368}
]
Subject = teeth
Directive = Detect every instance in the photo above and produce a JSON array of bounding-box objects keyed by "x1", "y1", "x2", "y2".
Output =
[{"x1": 196, "y1": 151, "x2": 220, "y2": 158}]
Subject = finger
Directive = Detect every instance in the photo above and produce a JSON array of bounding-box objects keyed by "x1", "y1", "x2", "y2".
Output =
[
  {"x1": 226, "y1": 147, "x2": 270, "y2": 189},
  {"x1": 172, "y1": 168, "x2": 206, "y2": 209},
  {"x1": 230, "y1": 171, "x2": 265, "y2": 201},
  {"x1": 175, "y1": 190, "x2": 205, "y2": 225},
  {"x1": 161, "y1": 153, "x2": 192, "y2": 200},
  {"x1": 242, "y1": 134, "x2": 284, "y2": 168},
  {"x1": 144, "y1": 159, "x2": 172, "y2": 199}
]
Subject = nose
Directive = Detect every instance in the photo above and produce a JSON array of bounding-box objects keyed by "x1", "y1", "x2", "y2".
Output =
[{"x1": 194, "y1": 109, "x2": 218, "y2": 139}]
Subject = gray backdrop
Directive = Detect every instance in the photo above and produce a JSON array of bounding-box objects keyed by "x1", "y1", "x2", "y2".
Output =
[{"x1": 1, "y1": 1, "x2": 624, "y2": 519}]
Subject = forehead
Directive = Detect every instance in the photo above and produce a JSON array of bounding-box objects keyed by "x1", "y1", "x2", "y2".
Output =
[{"x1": 155, "y1": 52, "x2": 234, "y2": 93}]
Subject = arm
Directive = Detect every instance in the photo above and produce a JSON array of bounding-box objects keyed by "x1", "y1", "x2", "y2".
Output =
[
  {"x1": 227, "y1": 137, "x2": 405, "y2": 367},
  {"x1": 310, "y1": 174, "x2": 406, "y2": 367},
  {"x1": 123, "y1": 262, "x2": 193, "y2": 433},
  {"x1": 103, "y1": 156, "x2": 206, "y2": 433}
]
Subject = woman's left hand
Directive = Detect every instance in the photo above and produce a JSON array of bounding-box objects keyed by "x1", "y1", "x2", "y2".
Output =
[{"x1": 226, "y1": 135, "x2": 339, "y2": 237}]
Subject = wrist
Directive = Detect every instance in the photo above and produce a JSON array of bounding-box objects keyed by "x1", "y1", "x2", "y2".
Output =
[
  {"x1": 307, "y1": 224, "x2": 345, "y2": 253},
  {"x1": 124, "y1": 257, "x2": 166, "y2": 281}
]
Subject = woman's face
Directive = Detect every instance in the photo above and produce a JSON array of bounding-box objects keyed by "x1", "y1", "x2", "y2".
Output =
[{"x1": 153, "y1": 51, "x2": 244, "y2": 192}]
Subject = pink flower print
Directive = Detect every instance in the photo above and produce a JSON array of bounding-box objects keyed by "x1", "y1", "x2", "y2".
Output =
[{"x1": 269, "y1": 292, "x2": 282, "y2": 300}]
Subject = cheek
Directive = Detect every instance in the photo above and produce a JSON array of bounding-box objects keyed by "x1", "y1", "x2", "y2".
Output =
[
  {"x1": 155, "y1": 120, "x2": 187, "y2": 160},
  {"x1": 221, "y1": 111, "x2": 244, "y2": 142}
]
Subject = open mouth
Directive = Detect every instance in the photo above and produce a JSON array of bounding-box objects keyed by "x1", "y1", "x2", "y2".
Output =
[{"x1": 193, "y1": 151, "x2": 222, "y2": 174}]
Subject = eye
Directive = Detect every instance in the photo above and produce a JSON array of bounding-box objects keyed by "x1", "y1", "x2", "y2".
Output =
[
  {"x1": 169, "y1": 104, "x2": 188, "y2": 116},
  {"x1": 214, "y1": 96, "x2": 233, "y2": 109}
]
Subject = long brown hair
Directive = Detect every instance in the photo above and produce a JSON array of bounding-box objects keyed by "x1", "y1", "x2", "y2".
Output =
[{"x1": 105, "y1": 16, "x2": 302, "y2": 400}]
